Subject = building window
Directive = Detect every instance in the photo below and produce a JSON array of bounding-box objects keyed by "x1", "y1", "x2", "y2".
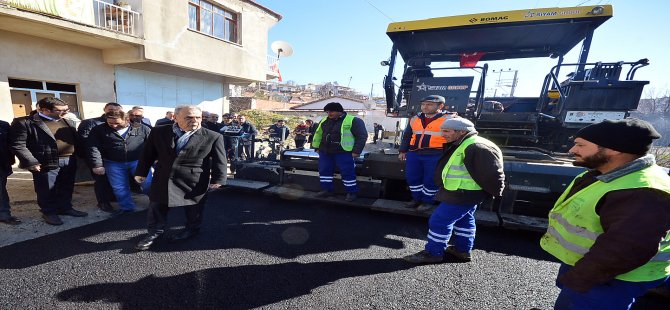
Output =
[
  {"x1": 188, "y1": 0, "x2": 238, "y2": 43},
  {"x1": 8, "y1": 78, "x2": 80, "y2": 118}
]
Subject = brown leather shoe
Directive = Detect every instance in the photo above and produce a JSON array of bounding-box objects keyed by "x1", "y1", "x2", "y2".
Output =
[{"x1": 42, "y1": 214, "x2": 63, "y2": 226}]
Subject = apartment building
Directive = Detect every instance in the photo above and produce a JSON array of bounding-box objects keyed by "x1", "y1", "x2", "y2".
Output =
[{"x1": 0, "y1": 0, "x2": 281, "y2": 123}]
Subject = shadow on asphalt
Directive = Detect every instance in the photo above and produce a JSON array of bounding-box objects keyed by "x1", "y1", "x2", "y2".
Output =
[
  {"x1": 0, "y1": 189, "x2": 556, "y2": 269},
  {"x1": 56, "y1": 258, "x2": 412, "y2": 309}
]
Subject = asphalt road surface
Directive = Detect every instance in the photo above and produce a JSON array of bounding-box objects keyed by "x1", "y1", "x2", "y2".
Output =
[{"x1": 1, "y1": 189, "x2": 668, "y2": 309}]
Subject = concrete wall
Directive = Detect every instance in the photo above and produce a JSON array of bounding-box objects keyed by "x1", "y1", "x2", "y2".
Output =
[
  {"x1": 139, "y1": 0, "x2": 278, "y2": 82},
  {"x1": 0, "y1": 31, "x2": 115, "y2": 121}
]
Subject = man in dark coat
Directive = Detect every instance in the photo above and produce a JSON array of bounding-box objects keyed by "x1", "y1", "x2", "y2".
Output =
[
  {"x1": 154, "y1": 111, "x2": 174, "y2": 127},
  {"x1": 0, "y1": 120, "x2": 19, "y2": 224},
  {"x1": 77, "y1": 102, "x2": 122, "y2": 212},
  {"x1": 134, "y1": 105, "x2": 227, "y2": 251},
  {"x1": 10, "y1": 97, "x2": 88, "y2": 225}
]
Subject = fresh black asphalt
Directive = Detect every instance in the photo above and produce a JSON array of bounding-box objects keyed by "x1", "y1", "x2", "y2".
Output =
[{"x1": 1, "y1": 189, "x2": 668, "y2": 309}]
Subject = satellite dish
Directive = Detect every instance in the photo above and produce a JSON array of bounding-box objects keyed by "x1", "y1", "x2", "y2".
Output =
[{"x1": 271, "y1": 41, "x2": 294, "y2": 58}]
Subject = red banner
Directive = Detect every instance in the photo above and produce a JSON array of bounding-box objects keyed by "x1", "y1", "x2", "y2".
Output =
[{"x1": 460, "y1": 52, "x2": 486, "y2": 68}]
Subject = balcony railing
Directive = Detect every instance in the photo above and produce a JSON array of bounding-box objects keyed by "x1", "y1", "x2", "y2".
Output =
[{"x1": 93, "y1": 0, "x2": 140, "y2": 36}]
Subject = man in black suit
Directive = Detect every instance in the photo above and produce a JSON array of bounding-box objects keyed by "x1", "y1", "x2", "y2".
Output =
[
  {"x1": 10, "y1": 97, "x2": 88, "y2": 225},
  {"x1": 134, "y1": 105, "x2": 227, "y2": 251},
  {"x1": 0, "y1": 120, "x2": 19, "y2": 225}
]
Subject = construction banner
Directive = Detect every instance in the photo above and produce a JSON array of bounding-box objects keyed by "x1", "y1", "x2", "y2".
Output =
[{"x1": 1, "y1": 0, "x2": 95, "y2": 25}]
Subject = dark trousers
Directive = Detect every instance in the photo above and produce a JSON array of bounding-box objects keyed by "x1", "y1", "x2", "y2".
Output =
[
  {"x1": 147, "y1": 199, "x2": 206, "y2": 234},
  {"x1": 0, "y1": 167, "x2": 11, "y2": 219},
  {"x1": 373, "y1": 129, "x2": 383, "y2": 143},
  {"x1": 295, "y1": 138, "x2": 306, "y2": 149},
  {"x1": 32, "y1": 156, "x2": 76, "y2": 215},
  {"x1": 228, "y1": 137, "x2": 240, "y2": 161},
  {"x1": 240, "y1": 142, "x2": 252, "y2": 160},
  {"x1": 91, "y1": 170, "x2": 113, "y2": 203}
]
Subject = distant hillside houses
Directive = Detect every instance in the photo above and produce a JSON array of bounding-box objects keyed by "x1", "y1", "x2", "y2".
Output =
[{"x1": 242, "y1": 81, "x2": 372, "y2": 104}]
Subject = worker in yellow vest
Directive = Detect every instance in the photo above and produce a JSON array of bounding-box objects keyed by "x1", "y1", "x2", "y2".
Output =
[
  {"x1": 540, "y1": 118, "x2": 670, "y2": 309},
  {"x1": 312, "y1": 102, "x2": 368, "y2": 202},
  {"x1": 403, "y1": 117, "x2": 505, "y2": 264},
  {"x1": 398, "y1": 95, "x2": 455, "y2": 209}
]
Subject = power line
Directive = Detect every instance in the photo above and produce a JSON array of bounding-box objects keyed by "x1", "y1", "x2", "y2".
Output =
[
  {"x1": 576, "y1": 0, "x2": 593, "y2": 6},
  {"x1": 363, "y1": 0, "x2": 395, "y2": 22}
]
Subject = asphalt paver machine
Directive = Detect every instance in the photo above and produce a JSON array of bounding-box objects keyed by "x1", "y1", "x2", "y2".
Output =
[{"x1": 231, "y1": 4, "x2": 649, "y2": 230}]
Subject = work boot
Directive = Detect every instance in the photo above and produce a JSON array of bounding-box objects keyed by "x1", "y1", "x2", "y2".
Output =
[
  {"x1": 314, "y1": 190, "x2": 334, "y2": 198},
  {"x1": 403, "y1": 200, "x2": 422, "y2": 209},
  {"x1": 402, "y1": 250, "x2": 443, "y2": 264},
  {"x1": 345, "y1": 193, "x2": 357, "y2": 202},
  {"x1": 42, "y1": 214, "x2": 63, "y2": 226},
  {"x1": 445, "y1": 246, "x2": 472, "y2": 262}
]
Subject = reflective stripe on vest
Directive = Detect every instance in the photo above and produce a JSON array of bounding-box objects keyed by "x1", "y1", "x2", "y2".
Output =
[
  {"x1": 540, "y1": 165, "x2": 670, "y2": 282},
  {"x1": 409, "y1": 114, "x2": 448, "y2": 151},
  {"x1": 312, "y1": 114, "x2": 355, "y2": 151},
  {"x1": 441, "y1": 135, "x2": 500, "y2": 191}
]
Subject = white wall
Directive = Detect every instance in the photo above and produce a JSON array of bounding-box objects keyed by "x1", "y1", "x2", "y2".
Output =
[{"x1": 115, "y1": 67, "x2": 225, "y2": 123}]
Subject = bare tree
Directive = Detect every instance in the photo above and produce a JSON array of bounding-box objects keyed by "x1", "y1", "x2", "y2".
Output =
[{"x1": 638, "y1": 87, "x2": 670, "y2": 115}]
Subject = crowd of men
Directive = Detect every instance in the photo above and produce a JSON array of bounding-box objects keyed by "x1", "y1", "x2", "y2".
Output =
[{"x1": 1, "y1": 96, "x2": 669, "y2": 308}]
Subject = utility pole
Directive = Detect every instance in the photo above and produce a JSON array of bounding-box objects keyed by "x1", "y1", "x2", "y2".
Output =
[
  {"x1": 491, "y1": 68, "x2": 519, "y2": 97},
  {"x1": 347, "y1": 76, "x2": 352, "y2": 87}
]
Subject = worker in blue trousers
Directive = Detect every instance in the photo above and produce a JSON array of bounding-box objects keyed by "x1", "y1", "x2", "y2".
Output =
[
  {"x1": 403, "y1": 117, "x2": 505, "y2": 264},
  {"x1": 312, "y1": 102, "x2": 367, "y2": 202},
  {"x1": 398, "y1": 95, "x2": 455, "y2": 209}
]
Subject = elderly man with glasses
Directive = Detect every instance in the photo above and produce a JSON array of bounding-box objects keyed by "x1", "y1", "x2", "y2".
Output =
[{"x1": 10, "y1": 97, "x2": 88, "y2": 225}]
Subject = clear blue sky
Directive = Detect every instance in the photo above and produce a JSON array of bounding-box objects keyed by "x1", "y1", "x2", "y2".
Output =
[{"x1": 255, "y1": 0, "x2": 670, "y2": 98}]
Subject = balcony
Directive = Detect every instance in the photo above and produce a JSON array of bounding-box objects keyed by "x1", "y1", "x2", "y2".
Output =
[
  {"x1": 0, "y1": 0, "x2": 143, "y2": 49},
  {"x1": 92, "y1": 0, "x2": 140, "y2": 36}
]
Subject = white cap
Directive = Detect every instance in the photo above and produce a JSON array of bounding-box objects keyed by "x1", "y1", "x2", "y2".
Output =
[{"x1": 440, "y1": 117, "x2": 475, "y2": 132}]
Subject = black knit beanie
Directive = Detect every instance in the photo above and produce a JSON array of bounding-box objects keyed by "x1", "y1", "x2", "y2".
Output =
[
  {"x1": 575, "y1": 118, "x2": 661, "y2": 155},
  {"x1": 323, "y1": 102, "x2": 344, "y2": 112}
]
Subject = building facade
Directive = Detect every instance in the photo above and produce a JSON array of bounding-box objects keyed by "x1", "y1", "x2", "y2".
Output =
[{"x1": 0, "y1": 0, "x2": 280, "y2": 122}]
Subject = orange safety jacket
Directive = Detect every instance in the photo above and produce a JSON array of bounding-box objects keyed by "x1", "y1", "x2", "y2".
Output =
[{"x1": 408, "y1": 114, "x2": 448, "y2": 151}]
